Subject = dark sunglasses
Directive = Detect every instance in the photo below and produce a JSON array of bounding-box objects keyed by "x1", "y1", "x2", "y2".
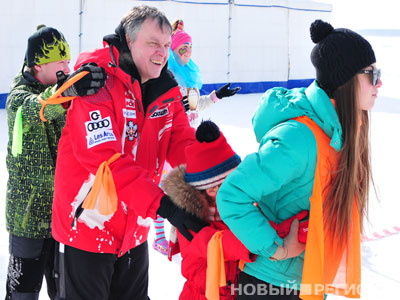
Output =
[{"x1": 357, "y1": 68, "x2": 381, "y2": 86}]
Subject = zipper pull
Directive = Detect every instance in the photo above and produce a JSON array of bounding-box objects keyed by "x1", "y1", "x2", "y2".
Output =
[
  {"x1": 71, "y1": 202, "x2": 84, "y2": 230},
  {"x1": 71, "y1": 187, "x2": 91, "y2": 229}
]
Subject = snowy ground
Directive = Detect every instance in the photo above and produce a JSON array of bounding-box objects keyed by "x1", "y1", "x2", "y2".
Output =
[{"x1": 0, "y1": 89, "x2": 399, "y2": 299}]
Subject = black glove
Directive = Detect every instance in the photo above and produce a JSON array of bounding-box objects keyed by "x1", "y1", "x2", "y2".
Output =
[
  {"x1": 215, "y1": 83, "x2": 241, "y2": 99},
  {"x1": 57, "y1": 62, "x2": 107, "y2": 97},
  {"x1": 157, "y1": 195, "x2": 208, "y2": 241}
]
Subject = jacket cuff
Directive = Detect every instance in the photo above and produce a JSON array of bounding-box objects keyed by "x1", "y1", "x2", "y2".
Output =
[
  {"x1": 149, "y1": 193, "x2": 164, "y2": 220},
  {"x1": 210, "y1": 91, "x2": 219, "y2": 103},
  {"x1": 264, "y1": 235, "x2": 283, "y2": 257}
]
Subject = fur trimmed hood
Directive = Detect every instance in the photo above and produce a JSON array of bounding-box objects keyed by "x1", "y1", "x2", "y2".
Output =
[{"x1": 162, "y1": 165, "x2": 211, "y2": 221}]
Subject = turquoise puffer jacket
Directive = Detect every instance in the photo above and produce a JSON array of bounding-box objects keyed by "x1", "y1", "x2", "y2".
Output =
[{"x1": 216, "y1": 81, "x2": 342, "y2": 289}]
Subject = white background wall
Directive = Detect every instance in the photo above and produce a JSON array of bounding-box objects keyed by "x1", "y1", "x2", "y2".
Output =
[{"x1": 0, "y1": 0, "x2": 331, "y2": 95}]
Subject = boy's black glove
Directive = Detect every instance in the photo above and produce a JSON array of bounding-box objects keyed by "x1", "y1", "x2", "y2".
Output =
[
  {"x1": 157, "y1": 195, "x2": 208, "y2": 241},
  {"x1": 215, "y1": 83, "x2": 241, "y2": 99},
  {"x1": 56, "y1": 62, "x2": 107, "y2": 97}
]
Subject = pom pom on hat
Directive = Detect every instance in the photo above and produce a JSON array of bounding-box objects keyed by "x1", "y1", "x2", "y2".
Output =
[
  {"x1": 310, "y1": 19, "x2": 376, "y2": 93},
  {"x1": 310, "y1": 19, "x2": 333, "y2": 43},
  {"x1": 195, "y1": 120, "x2": 220, "y2": 142},
  {"x1": 184, "y1": 120, "x2": 241, "y2": 190},
  {"x1": 25, "y1": 25, "x2": 71, "y2": 67},
  {"x1": 36, "y1": 24, "x2": 46, "y2": 31}
]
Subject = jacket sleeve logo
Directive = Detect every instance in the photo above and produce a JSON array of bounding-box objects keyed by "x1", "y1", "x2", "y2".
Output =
[{"x1": 85, "y1": 110, "x2": 117, "y2": 148}]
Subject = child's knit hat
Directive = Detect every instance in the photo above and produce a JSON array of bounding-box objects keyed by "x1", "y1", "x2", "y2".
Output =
[
  {"x1": 184, "y1": 120, "x2": 241, "y2": 190},
  {"x1": 171, "y1": 22, "x2": 192, "y2": 51},
  {"x1": 25, "y1": 25, "x2": 71, "y2": 67}
]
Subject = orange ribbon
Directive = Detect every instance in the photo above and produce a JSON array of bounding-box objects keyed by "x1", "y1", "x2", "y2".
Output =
[
  {"x1": 38, "y1": 71, "x2": 89, "y2": 122},
  {"x1": 82, "y1": 153, "x2": 122, "y2": 215},
  {"x1": 294, "y1": 116, "x2": 361, "y2": 300},
  {"x1": 206, "y1": 231, "x2": 226, "y2": 300}
]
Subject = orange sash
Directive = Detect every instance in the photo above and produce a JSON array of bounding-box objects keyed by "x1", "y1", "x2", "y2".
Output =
[
  {"x1": 205, "y1": 231, "x2": 226, "y2": 300},
  {"x1": 82, "y1": 153, "x2": 122, "y2": 215},
  {"x1": 294, "y1": 116, "x2": 361, "y2": 299}
]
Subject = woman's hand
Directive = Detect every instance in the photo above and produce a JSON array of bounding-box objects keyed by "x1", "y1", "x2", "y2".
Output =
[{"x1": 270, "y1": 219, "x2": 306, "y2": 260}]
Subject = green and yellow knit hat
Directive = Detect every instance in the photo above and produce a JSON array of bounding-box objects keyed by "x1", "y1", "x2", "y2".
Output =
[{"x1": 25, "y1": 25, "x2": 70, "y2": 67}]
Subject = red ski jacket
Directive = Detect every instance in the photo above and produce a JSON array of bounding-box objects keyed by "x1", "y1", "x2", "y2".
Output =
[
  {"x1": 52, "y1": 43, "x2": 195, "y2": 256},
  {"x1": 178, "y1": 221, "x2": 253, "y2": 300},
  {"x1": 163, "y1": 166, "x2": 254, "y2": 300}
]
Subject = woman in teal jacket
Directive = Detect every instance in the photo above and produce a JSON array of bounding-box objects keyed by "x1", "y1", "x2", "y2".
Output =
[{"x1": 217, "y1": 20, "x2": 382, "y2": 299}]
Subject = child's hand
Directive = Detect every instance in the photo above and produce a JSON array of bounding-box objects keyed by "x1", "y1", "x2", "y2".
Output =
[{"x1": 157, "y1": 195, "x2": 208, "y2": 241}]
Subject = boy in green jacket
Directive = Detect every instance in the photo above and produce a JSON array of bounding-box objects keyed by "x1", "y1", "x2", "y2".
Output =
[{"x1": 5, "y1": 25, "x2": 105, "y2": 300}]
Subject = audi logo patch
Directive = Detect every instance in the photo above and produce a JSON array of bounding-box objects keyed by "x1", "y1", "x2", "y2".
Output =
[{"x1": 85, "y1": 110, "x2": 116, "y2": 149}]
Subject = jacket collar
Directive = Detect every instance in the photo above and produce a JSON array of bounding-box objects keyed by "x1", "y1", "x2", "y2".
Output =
[
  {"x1": 11, "y1": 65, "x2": 50, "y2": 91},
  {"x1": 103, "y1": 24, "x2": 178, "y2": 112},
  {"x1": 163, "y1": 165, "x2": 211, "y2": 221},
  {"x1": 305, "y1": 81, "x2": 343, "y2": 151},
  {"x1": 103, "y1": 24, "x2": 142, "y2": 83}
]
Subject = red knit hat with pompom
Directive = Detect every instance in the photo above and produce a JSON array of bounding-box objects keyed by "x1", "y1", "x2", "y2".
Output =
[{"x1": 184, "y1": 120, "x2": 241, "y2": 190}]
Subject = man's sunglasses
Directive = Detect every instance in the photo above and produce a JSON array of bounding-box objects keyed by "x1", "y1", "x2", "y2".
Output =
[{"x1": 357, "y1": 68, "x2": 381, "y2": 86}]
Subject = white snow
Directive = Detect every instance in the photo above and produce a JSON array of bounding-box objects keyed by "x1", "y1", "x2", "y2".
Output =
[{"x1": 0, "y1": 3, "x2": 400, "y2": 298}]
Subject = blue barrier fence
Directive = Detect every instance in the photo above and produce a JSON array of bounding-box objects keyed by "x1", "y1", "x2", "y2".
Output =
[
  {"x1": 0, "y1": 94, "x2": 7, "y2": 109},
  {"x1": 0, "y1": 78, "x2": 314, "y2": 109},
  {"x1": 201, "y1": 79, "x2": 313, "y2": 95}
]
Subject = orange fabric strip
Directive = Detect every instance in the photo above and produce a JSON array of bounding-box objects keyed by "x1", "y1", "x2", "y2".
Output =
[
  {"x1": 238, "y1": 259, "x2": 246, "y2": 272},
  {"x1": 38, "y1": 71, "x2": 89, "y2": 122},
  {"x1": 82, "y1": 153, "x2": 122, "y2": 215},
  {"x1": 205, "y1": 231, "x2": 226, "y2": 300},
  {"x1": 293, "y1": 116, "x2": 361, "y2": 299}
]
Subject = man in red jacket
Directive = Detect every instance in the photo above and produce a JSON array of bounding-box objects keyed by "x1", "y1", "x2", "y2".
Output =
[{"x1": 52, "y1": 5, "x2": 206, "y2": 300}]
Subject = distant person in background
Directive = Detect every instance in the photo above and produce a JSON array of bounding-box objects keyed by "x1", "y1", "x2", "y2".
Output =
[
  {"x1": 5, "y1": 25, "x2": 105, "y2": 300},
  {"x1": 217, "y1": 19, "x2": 382, "y2": 299},
  {"x1": 169, "y1": 19, "x2": 240, "y2": 126},
  {"x1": 151, "y1": 19, "x2": 241, "y2": 256},
  {"x1": 163, "y1": 120, "x2": 254, "y2": 300}
]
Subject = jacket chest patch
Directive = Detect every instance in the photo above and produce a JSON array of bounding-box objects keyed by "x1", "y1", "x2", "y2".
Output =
[
  {"x1": 85, "y1": 110, "x2": 116, "y2": 149},
  {"x1": 126, "y1": 120, "x2": 138, "y2": 141},
  {"x1": 150, "y1": 107, "x2": 169, "y2": 119},
  {"x1": 125, "y1": 90, "x2": 136, "y2": 109},
  {"x1": 123, "y1": 108, "x2": 136, "y2": 119}
]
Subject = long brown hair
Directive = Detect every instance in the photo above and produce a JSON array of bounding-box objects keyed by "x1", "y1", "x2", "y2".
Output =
[{"x1": 324, "y1": 76, "x2": 371, "y2": 241}]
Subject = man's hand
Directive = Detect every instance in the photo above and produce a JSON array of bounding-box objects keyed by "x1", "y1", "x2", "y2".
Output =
[
  {"x1": 157, "y1": 195, "x2": 208, "y2": 241},
  {"x1": 215, "y1": 83, "x2": 241, "y2": 99},
  {"x1": 57, "y1": 62, "x2": 107, "y2": 97}
]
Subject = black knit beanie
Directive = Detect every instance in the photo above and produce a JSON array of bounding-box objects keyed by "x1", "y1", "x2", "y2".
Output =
[
  {"x1": 310, "y1": 19, "x2": 376, "y2": 93},
  {"x1": 25, "y1": 25, "x2": 70, "y2": 67}
]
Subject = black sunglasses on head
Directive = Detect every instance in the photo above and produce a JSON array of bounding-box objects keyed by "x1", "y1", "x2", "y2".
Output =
[{"x1": 357, "y1": 68, "x2": 381, "y2": 86}]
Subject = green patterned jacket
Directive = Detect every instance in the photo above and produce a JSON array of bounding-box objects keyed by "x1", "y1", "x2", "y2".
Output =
[{"x1": 6, "y1": 69, "x2": 67, "y2": 239}]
